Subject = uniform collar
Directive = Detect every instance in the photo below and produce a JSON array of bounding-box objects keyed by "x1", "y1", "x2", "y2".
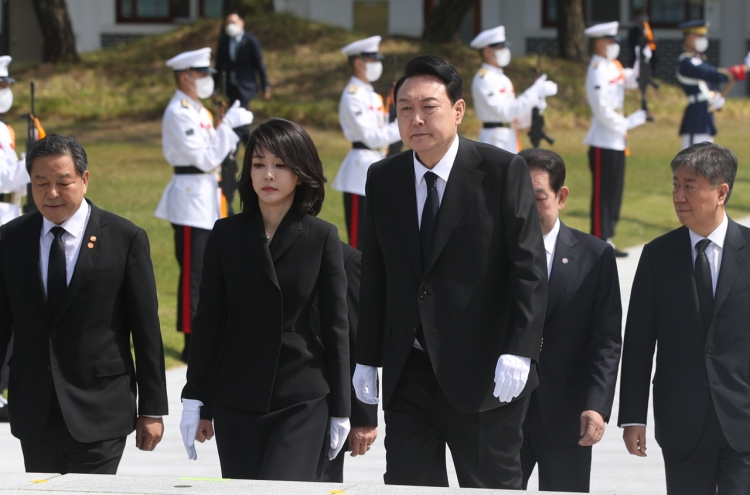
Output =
[
  {"x1": 350, "y1": 76, "x2": 373, "y2": 91},
  {"x1": 481, "y1": 62, "x2": 503, "y2": 75},
  {"x1": 174, "y1": 89, "x2": 202, "y2": 110},
  {"x1": 591, "y1": 54, "x2": 608, "y2": 64}
]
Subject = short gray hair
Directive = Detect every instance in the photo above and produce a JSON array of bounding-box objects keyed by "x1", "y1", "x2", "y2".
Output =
[
  {"x1": 26, "y1": 134, "x2": 88, "y2": 176},
  {"x1": 670, "y1": 142, "x2": 737, "y2": 204}
]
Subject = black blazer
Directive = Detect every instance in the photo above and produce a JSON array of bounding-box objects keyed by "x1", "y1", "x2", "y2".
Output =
[
  {"x1": 534, "y1": 222, "x2": 622, "y2": 444},
  {"x1": 356, "y1": 135, "x2": 548, "y2": 414},
  {"x1": 619, "y1": 219, "x2": 750, "y2": 454},
  {"x1": 182, "y1": 209, "x2": 351, "y2": 419},
  {"x1": 214, "y1": 32, "x2": 270, "y2": 102},
  {"x1": 0, "y1": 200, "x2": 168, "y2": 443}
]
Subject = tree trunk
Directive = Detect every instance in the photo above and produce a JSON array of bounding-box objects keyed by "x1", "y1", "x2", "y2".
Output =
[
  {"x1": 423, "y1": 0, "x2": 474, "y2": 44},
  {"x1": 31, "y1": 0, "x2": 79, "y2": 63},
  {"x1": 558, "y1": 0, "x2": 588, "y2": 61},
  {"x1": 223, "y1": 0, "x2": 274, "y2": 17}
]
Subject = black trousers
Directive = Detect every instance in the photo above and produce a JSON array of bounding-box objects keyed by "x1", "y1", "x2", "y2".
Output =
[
  {"x1": 520, "y1": 393, "x2": 592, "y2": 493},
  {"x1": 214, "y1": 396, "x2": 329, "y2": 481},
  {"x1": 588, "y1": 146, "x2": 625, "y2": 241},
  {"x1": 343, "y1": 193, "x2": 366, "y2": 250},
  {"x1": 383, "y1": 348, "x2": 530, "y2": 489},
  {"x1": 20, "y1": 393, "x2": 126, "y2": 474},
  {"x1": 0, "y1": 332, "x2": 11, "y2": 392},
  {"x1": 662, "y1": 403, "x2": 750, "y2": 495},
  {"x1": 172, "y1": 224, "x2": 211, "y2": 335},
  {"x1": 317, "y1": 439, "x2": 346, "y2": 482}
]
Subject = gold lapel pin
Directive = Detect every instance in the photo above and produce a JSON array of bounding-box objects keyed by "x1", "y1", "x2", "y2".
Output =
[
  {"x1": 87, "y1": 242, "x2": 94, "y2": 249},
  {"x1": 90, "y1": 236, "x2": 97, "y2": 242}
]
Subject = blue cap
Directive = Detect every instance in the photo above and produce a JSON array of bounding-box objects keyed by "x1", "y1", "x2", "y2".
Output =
[{"x1": 678, "y1": 20, "x2": 709, "y2": 34}]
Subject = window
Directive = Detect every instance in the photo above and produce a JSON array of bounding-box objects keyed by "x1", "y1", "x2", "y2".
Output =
[
  {"x1": 117, "y1": 0, "x2": 171, "y2": 22},
  {"x1": 631, "y1": 0, "x2": 704, "y2": 27},
  {"x1": 200, "y1": 0, "x2": 223, "y2": 18},
  {"x1": 543, "y1": 0, "x2": 620, "y2": 27}
]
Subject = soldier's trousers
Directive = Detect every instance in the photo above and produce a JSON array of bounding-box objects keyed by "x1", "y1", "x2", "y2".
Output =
[
  {"x1": 172, "y1": 224, "x2": 211, "y2": 335},
  {"x1": 343, "y1": 193, "x2": 366, "y2": 250},
  {"x1": 589, "y1": 146, "x2": 625, "y2": 241}
]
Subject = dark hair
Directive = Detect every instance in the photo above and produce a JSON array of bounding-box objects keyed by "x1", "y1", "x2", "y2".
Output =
[
  {"x1": 238, "y1": 118, "x2": 326, "y2": 216},
  {"x1": 518, "y1": 148, "x2": 566, "y2": 194},
  {"x1": 26, "y1": 134, "x2": 88, "y2": 176},
  {"x1": 670, "y1": 141, "x2": 737, "y2": 204},
  {"x1": 394, "y1": 55, "x2": 463, "y2": 105}
]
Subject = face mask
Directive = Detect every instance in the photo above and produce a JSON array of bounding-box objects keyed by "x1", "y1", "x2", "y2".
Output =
[
  {"x1": 192, "y1": 75, "x2": 215, "y2": 99},
  {"x1": 694, "y1": 36, "x2": 709, "y2": 53},
  {"x1": 606, "y1": 43, "x2": 621, "y2": 61},
  {"x1": 0, "y1": 88, "x2": 13, "y2": 114},
  {"x1": 225, "y1": 23, "x2": 242, "y2": 38},
  {"x1": 365, "y1": 61, "x2": 383, "y2": 82},
  {"x1": 495, "y1": 48, "x2": 511, "y2": 67}
]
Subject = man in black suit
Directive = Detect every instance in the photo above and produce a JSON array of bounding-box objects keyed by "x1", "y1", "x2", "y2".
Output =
[
  {"x1": 619, "y1": 142, "x2": 750, "y2": 494},
  {"x1": 353, "y1": 55, "x2": 547, "y2": 489},
  {"x1": 517, "y1": 148, "x2": 622, "y2": 493},
  {"x1": 0, "y1": 135, "x2": 169, "y2": 474}
]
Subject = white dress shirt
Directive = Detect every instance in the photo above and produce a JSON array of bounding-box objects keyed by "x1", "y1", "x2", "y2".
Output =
[
  {"x1": 39, "y1": 200, "x2": 90, "y2": 292},
  {"x1": 688, "y1": 213, "x2": 727, "y2": 295},
  {"x1": 543, "y1": 218, "x2": 560, "y2": 279},
  {"x1": 414, "y1": 135, "x2": 460, "y2": 227}
]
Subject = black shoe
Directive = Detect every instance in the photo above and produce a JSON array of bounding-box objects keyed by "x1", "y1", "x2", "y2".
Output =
[
  {"x1": 613, "y1": 249, "x2": 629, "y2": 258},
  {"x1": 0, "y1": 404, "x2": 9, "y2": 423}
]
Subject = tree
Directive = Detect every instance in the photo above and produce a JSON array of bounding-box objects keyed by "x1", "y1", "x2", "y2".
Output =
[
  {"x1": 422, "y1": 0, "x2": 474, "y2": 44},
  {"x1": 223, "y1": 0, "x2": 274, "y2": 17},
  {"x1": 31, "y1": 0, "x2": 80, "y2": 63},
  {"x1": 557, "y1": 0, "x2": 588, "y2": 61}
]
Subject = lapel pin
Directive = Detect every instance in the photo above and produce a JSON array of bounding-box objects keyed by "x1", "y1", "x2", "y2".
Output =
[
  {"x1": 87, "y1": 242, "x2": 94, "y2": 249},
  {"x1": 90, "y1": 236, "x2": 97, "y2": 242},
  {"x1": 562, "y1": 258, "x2": 569, "y2": 264}
]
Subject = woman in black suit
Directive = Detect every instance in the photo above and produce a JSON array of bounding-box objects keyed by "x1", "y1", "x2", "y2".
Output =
[{"x1": 179, "y1": 118, "x2": 351, "y2": 481}]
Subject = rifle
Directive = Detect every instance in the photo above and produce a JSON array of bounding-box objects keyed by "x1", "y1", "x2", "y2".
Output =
[
  {"x1": 23, "y1": 82, "x2": 45, "y2": 213},
  {"x1": 527, "y1": 53, "x2": 554, "y2": 148},
  {"x1": 216, "y1": 70, "x2": 238, "y2": 217},
  {"x1": 637, "y1": 30, "x2": 659, "y2": 122},
  {"x1": 385, "y1": 55, "x2": 403, "y2": 156}
]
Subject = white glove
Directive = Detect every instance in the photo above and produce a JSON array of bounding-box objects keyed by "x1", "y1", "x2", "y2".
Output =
[
  {"x1": 352, "y1": 364, "x2": 379, "y2": 404},
  {"x1": 329, "y1": 417, "x2": 351, "y2": 460},
  {"x1": 531, "y1": 74, "x2": 558, "y2": 98},
  {"x1": 221, "y1": 100, "x2": 254, "y2": 129},
  {"x1": 626, "y1": 109, "x2": 648, "y2": 130},
  {"x1": 541, "y1": 81, "x2": 558, "y2": 97},
  {"x1": 641, "y1": 45, "x2": 653, "y2": 63},
  {"x1": 493, "y1": 354, "x2": 531, "y2": 403},
  {"x1": 179, "y1": 398, "x2": 203, "y2": 461},
  {"x1": 744, "y1": 51, "x2": 750, "y2": 67},
  {"x1": 712, "y1": 93, "x2": 726, "y2": 111}
]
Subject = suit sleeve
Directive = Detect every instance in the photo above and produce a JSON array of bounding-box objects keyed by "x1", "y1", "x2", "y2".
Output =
[
  {"x1": 182, "y1": 226, "x2": 226, "y2": 420},
  {"x1": 356, "y1": 167, "x2": 387, "y2": 367},
  {"x1": 583, "y1": 244, "x2": 623, "y2": 420},
  {"x1": 0, "y1": 226, "x2": 11, "y2": 379},
  {"x1": 618, "y1": 243, "x2": 658, "y2": 426},
  {"x1": 318, "y1": 226, "x2": 351, "y2": 417},
  {"x1": 249, "y1": 36, "x2": 270, "y2": 91},
  {"x1": 124, "y1": 228, "x2": 168, "y2": 416},
  {"x1": 499, "y1": 154, "x2": 548, "y2": 361},
  {"x1": 344, "y1": 249, "x2": 378, "y2": 427}
]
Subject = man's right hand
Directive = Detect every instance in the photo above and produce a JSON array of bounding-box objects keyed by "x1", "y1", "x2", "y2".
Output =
[
  {"x1": 352, "y1": 364, "x2": 379, "y2": 404},
  {"x1": 623, "y1": 425, "x2": 648, "y2": 457},
  {"x1": 222, "y1": 100, "x2": 254, "y2": 129}
]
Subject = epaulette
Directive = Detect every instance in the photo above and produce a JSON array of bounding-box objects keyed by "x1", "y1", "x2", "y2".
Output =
[
  {"x1": 349, "y1": 84, "x2": 359, "y2": 94},
  {"x1": 181, "y1": 98, "x2": 190, "y2": 109},
  {"x1": 478, "y1": 68, "x2": 488, "y2": 78}
]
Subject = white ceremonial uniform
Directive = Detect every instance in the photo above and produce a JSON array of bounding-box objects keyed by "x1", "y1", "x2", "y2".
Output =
[
  {"x1": 155, "y1": 89, "x2": 239, "y2": 230},
  {"x1": 583, "y1": 54, "x2": 638, "y2": 151},
  {"x1": 332, "y1": 76, "x2": 399, "y2": 197},
  {"x1": 472, "y1": 63, "x2": 541, "y2": 153},
  {"x1": 0, "y1": 122, "x2": 29, "y2": 225}
]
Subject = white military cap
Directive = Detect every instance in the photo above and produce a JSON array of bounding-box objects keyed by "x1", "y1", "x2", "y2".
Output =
[
  {"x1": 584, "y1": 21, "x2": 620, "y2": 39},
  {"x1": 0, "y1": 56, "x2": 14, "y2": 82},
  {"x1": 469, "y1": 26, "x2": 510, "y2": 49},
  {"x1": 341, "y1": 36, "x2": 384, "y2": 60},
  {"x1": 166, "y1": 47, "x2": 216, "y2": 73}
]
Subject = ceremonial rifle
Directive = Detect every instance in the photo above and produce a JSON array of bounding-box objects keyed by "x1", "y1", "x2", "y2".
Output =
[
  {"x1": 527, "y1": 53, "x2": 554, "y2": 148},
  {"x1": 637, "y1": 31, "x2": 659, "y2": 122},
  {"x1": 216, "y1": 70, "x2": 237, "y2": 217},
  {"x1": 385, "y1": 55, "x2": 402, "y2": 156},
  {"x1": 23, "y1": 82, "x2": 46, "y2": 213}
]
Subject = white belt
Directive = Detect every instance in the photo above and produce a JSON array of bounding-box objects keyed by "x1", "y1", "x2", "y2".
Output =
[{"x1": 687, "y1": 94, "x2": 710, "y2": 104}]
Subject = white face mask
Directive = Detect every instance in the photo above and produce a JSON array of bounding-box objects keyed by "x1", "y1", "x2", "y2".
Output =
[
  {"x1": 365, "y1": 61, "x2": 383, "y2": 82},
  {"x1": 495, "y1": 47, "x2": 511, "y2": 67},
  {"x1": 606, "y1": 43, "x2": 621, "y2": 61},
  {"x1": 192, "y1": 75, "x2": 215, "y2": 99},
  {"x1": 225, "y1": 23, "x2": 242, "y2": 38},
  {"x1": 0, "y1": 88, "x2": 13, "y2": 114},
  {"x1": 694, "y1": 36, "x2": 709, "y2": 53}
]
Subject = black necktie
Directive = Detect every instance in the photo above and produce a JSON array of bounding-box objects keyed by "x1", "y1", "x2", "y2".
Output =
[
  {"x1": 420, "y1": 171, "x2": 439, "y2": 270},
  {"x1": 694, "y1": 238, "x2": 713, "y2": 331},
  {"x1": 48, "y1": 226, "x2": 67, "y2": 319}
]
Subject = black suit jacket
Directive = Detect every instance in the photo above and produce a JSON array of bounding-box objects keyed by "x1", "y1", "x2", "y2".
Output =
[
  {"x1": 214, "y1": 32, "x2": 270, "y2": 103},
  {"x1": 0, "y1": 200, "x2": 168, "y2": 443},
  {"x1": 182, "y1": 209, "x2": 351, "y2": 419},
  {"x1": 619, "y1": 219, "x2": 750, "y2": 454},
  {"x1": 356, "y1": 135, "x2": 548, "y2": 414},
  {"x1": 534, "y1": 222, "x2": 622, "y2": 444}
]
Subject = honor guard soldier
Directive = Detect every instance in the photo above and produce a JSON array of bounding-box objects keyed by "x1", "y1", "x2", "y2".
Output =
[
  {"x1": 584, "y1": 22, "x2": 647, "y2": 257},
  {"x1": 676, "y1": 20, "x2": 750, "y2": 150},
  {"x1": 332, "y1": 36, "x2": 400, "y2": 249},
  {"x1": 156, "y1": 48, "x2": 253, "y2": 360},
  {"x1": 470, "y1": 26, "x2": 557, "y2": 153}
]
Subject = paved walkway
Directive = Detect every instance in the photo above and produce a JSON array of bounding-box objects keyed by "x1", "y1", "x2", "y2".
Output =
[{"x1": 8, "y1": 217, "x2": 747, "y2": 493}]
